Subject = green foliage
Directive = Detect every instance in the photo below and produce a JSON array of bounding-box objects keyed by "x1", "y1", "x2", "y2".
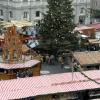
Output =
[{"x1": 37, "y1": 0, "x2": 79, "y2": 51}]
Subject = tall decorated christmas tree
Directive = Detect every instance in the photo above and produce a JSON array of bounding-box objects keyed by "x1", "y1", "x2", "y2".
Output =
[{"x1": 38, "y1": 0, "x2": 79, "y2": 51}]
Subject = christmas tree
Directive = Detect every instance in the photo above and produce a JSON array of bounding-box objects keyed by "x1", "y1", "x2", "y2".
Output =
[{"x1": 38, "y1": 0, "x2": 79, "y2": 51}]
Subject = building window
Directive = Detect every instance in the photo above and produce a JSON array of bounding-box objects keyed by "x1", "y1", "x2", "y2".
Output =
[
  {"x1": 24, "y1": 12, "x2": 28, "y2": 18},
  {"x1": 79, "y1": 15, "x2": 85, "y2": 24},
  {"x1": 80, "y1": 8, "x2": 84, "y2": 13},
  {"x1": 9, "y1": 11, "x2": 13, "y2": 18},
  {"x1": 0, "y1": 10, "x2": 3, "y2": 16},
  {"x1": 36, "y1": 0, "x2": 40, "y2": 1},
  {"x1": 23, "y1": 0, "x2": 28, "y2": 2},
  {"x1": 36, "y1": 11, "x2": 40, "y2": 17},
  {"x1": 0, "y1": 18, "x2": 3, "y2": 21},
  {"x1": 95, "y1": 1, "x2": 97, "y2": 6}
]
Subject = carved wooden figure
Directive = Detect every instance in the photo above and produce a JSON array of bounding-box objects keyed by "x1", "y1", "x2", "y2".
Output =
[{"x1": 2, "y1": 26, "x2": 22, "y2": 63}]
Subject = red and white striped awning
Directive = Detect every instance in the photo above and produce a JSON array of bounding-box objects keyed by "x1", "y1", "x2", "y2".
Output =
[
  {"x1": 0, "y1": 70, "x2": 100, "y2": 100},
  {"x1": 0, "y1": 60, "x2": 40, "y2": 69}
]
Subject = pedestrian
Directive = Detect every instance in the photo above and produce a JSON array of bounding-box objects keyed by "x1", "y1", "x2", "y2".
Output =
[
  {"x1": 38, "y1": 53, "x2": 43, "y2": 63},
  {"x1": 49, "y1": 55, "x2": 55, "y2": 65},
  {"x1": 58, "y1": 56, "x2": 64, "y2": 69},
  {"x1": 45, "y1": 54, "x2": 49, "y2": 64}
]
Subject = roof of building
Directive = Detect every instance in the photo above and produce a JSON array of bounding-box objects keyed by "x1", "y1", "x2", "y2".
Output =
[
  {"x1": 0, "y1": 70, "x2": 100, "y2": 100},
  {"x1": 88, "y1": 39, "x2": 100, "y2": 44},
  {"x1": 0, "y1": 60, "x2": 40, "y2": 69},
  {"x1": 88, "y1": 23, "x2": 100, "y2": 30},
  {"x1": 73, "y1": 51, "x2": 100, "y2": 66},
  {"x1": 74, "y1": 26, "x2": 96, "y2": 37},
  {"x1": 74, "y1": 26, "x2": 94, "y2": 31}
]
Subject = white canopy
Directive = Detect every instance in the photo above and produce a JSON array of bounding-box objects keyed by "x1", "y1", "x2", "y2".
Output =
[
  {"x1": 0, "y1": 20, "x2": 33, "y2": 28},
  {"x1": 81, "y1": 34, "x2": 89, "y2": 38}
]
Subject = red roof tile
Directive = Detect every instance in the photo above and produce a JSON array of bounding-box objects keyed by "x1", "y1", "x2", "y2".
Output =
[
  {"x1": 0, "y1": 60, "x2": 40, "y2": 69},
  {"x1": 0, "y1": 70, "x2": 100, "y2": 100},
  {"x1": 88, "y1": 23, "x2": 100, "y2": 30},
  {"x1": 73, "y1": 51, "x2": 100, "y2": 66}
]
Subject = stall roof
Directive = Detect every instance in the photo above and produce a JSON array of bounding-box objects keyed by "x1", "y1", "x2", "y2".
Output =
[
  {"x1": 73, "y1": 51, "x2": 100, "y2": 66},
  {"x1": 74, "y1": 26, "x2": 96, "y2": 37},
  {"x1": 0, "y1": 60, "x2": 40, "y2": 69},
  {"x1": 88, "y1": 39, "x2": 100, "y2": 44},
  {"x1": 0, "y1": 70, "x2": 100, "y2": 100},
  {"x1": 0, "y1": 20, "x2": 33, "y2": 28},
  {"x1": 88, "y1": 23, "x2": 100, "y2": 30},
  {"x1": 74, "y1": 26, "x2": 94, "y2": 31}
]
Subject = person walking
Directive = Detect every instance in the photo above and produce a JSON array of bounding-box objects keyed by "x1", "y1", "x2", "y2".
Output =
[
  {"x1": 45, "y1": 54, "x2": 49, "y2": 64},
  {"x1": 49, "y1": 55, "x2": 55, "y2": 65},
  {"x1": 58, "y1": 56, "x2": 64, "y2": 69}
]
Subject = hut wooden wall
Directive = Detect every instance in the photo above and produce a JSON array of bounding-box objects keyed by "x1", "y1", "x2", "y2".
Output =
[
  {"x1": 0, "y1": 73, "x2": 16, "y2": 80},
  {"x1": 32, "y1": 63, "x2": 41, "y2": 76}
]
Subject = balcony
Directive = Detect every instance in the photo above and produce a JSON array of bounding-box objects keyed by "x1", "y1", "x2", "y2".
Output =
[
  {"x1": 0, "y1": 0, "x2": 47, "y2": 8},
  {"x1": 73, "y1": 0, "x2": 90, "y2": 6}
]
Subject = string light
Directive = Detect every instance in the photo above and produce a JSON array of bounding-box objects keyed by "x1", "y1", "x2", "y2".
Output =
[{"x1": 74, "y1": 65, "x2": 100, "y2": 84}]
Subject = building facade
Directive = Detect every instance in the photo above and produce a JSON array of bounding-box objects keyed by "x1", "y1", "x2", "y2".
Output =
[
  {"x1": 90, "y1": 0, "x2": 100, "y2": 10},
  {"x1": 0, "y1": 0, "x2": 90, "y2": 25},
  {"x1": 73, "y1": 0, "x2": 90, "y2": 25},
  {"x1": 0, "y1": 0, "x2": 47, "y2": 24},
  {"x1": 90, "y1": 0, "x2": 100, "y2": 22}
]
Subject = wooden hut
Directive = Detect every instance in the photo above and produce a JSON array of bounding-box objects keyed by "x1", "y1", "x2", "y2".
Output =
[
  {"x1": 0, "y1": 60, "x2": 41, "y2": 80},
  {"x1": 74, "y1": 26, "x2": 96, "y2": 38},
  {"x1": 87, "y1": 39, "x2": 100, "y2": 50},
  {"x1": 73, "y1": 51, "x2": 100, "y2": 70},
  {"x1": 0, "y1": 70, "x2": 100, "y2": 100},
  {"x1": 0, "y1": 25, "x2": 41, "y2": 80}
]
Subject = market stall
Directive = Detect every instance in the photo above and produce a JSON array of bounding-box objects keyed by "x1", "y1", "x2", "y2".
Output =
[
  {"x1": 73, "y1": 51, "x2": 100, "y2": 70},
  {"x1": 0, "y1": 70, "x2": 100, "y2": 100},
  {"x1": 0, "y1": 25, "x2": 41, "y2": 80},
  {"x1": 74, "y1": 26, "x2": 96, "y2": 38}
]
